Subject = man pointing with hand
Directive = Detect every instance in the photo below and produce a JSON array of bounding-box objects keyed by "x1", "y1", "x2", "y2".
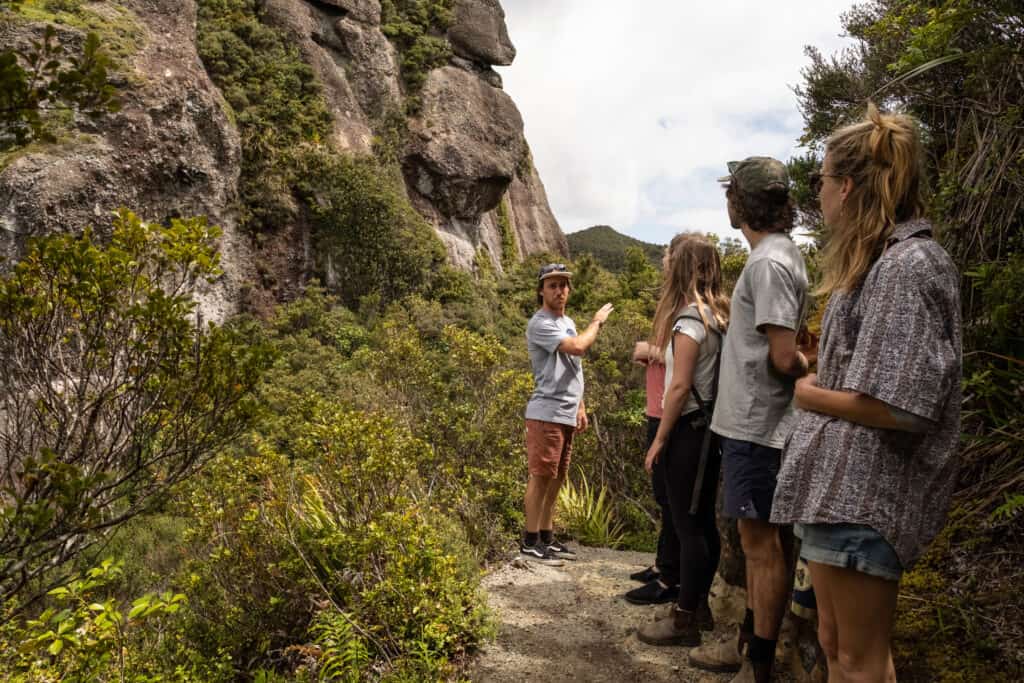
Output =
[{"x1": 520, "y1": 263, "x2": 614, "y2": 566}]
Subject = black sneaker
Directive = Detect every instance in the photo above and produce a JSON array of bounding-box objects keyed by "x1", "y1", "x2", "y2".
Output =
[
  {"x1": 546, "y1": 540, "x2": 577, "y2": 560},
  {"x1": 624, "y1": 579, "x2": 679, "y2": 605},
  {"x1": 630, "y1": 566, "x2": 660, "y2": 583},
  {"x1": 519, "y1": 541, "x2": 565, "y2": 566}
]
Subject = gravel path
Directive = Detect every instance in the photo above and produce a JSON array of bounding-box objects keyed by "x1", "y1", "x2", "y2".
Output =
[{"x1": 468, "y1": 545, "x2": 760, "y2": 683}]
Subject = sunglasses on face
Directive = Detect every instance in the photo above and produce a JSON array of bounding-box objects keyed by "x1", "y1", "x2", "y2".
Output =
[
  {"x1": 539, "y1": 263, "x2": 568, "y2": 277},
  {"x1": 808, "y1": 170, "x2": 843, "y2": 195}
]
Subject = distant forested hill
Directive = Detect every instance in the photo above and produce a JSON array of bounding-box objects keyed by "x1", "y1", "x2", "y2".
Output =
[{"x1": 567, "y1": 225, "x2": 664, "y2": 271}]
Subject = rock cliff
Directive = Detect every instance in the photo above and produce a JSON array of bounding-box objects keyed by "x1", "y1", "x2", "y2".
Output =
[{"x1": 0, "y1": 0, "x2": 566, "y2": 318}]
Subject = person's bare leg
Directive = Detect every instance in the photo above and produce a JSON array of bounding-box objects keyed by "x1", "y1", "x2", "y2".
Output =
[
  {"x1": 807, "y1": 560, "x2": 841, "y2": 681},
  {"x1": 539, "y1": 472, "x2": 566, "y2": 531},
  {"x1": 808, "y1": 561, "x2": 899, "y2": 683},
  {"x1": 738, "y1": 518, "x2": 788, "y2": 639},
  {"x1": 524, "y1": 473, "x2": 553, "y2": 534}
]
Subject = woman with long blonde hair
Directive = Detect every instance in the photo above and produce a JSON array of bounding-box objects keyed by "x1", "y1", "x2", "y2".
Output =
[
  {"x1": 771, "y1": 104, "x2": 961, "y2": 682},
  {"x1": 635, "y1": 233, "x2": 730, "y2": 647}
]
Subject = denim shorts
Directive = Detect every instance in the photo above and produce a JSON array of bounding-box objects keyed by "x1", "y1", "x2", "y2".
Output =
[{"x1": 796, "y1": 523, "x2": 903, "y2": 582}]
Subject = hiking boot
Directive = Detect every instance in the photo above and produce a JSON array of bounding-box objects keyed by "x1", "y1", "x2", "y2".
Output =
[
  {"x1": 518, "y1": 541, "x2": 565, "y2": 567},
  {"x1": 688, "y1": 631, "x2": 745, "y2": 673},
  {"x1": 629, "y1": 565, "x2": 660, "y2": 583},
  {"x1": 653, "y1": 600, "x2": 714, "y2": 631},
  {"x1": 727, "y1": 658, "x2": 772, "y2": 683},
  {"x1": 624, "y1": 579, "x2": 678, "y2": 605},
  {"x1": 696, "y1": 597, "x2": 715, "y2": 631},
  {"x1": 546, "y1": 539, "x2": 577, "y2": 561},
  {"x1": 637, "y1": 606, "x2": 701, "y2": 647}
]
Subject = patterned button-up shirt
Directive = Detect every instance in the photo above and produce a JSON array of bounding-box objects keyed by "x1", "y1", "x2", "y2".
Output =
[{"x1": 771, "y1": 219, "x2": 962, "y2": 568}]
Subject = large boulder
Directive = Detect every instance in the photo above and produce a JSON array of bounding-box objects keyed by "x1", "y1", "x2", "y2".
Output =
[
  {"x1": 318, "y1": 0, "x2": 381, "y2": 25},
  {"x1": 404, "y1": 66, "x2": 524, "y2": 218},
  {"x1": 507, "y1": 155, "x2": 567, "y2": 257},
  {"x1": 448, "y1": 0, "x2": 515, "y2": 66},
  {"x1": 333, "y1": 17, "x2": 402, "y2": 118},
  {"x1": 0, "y1": 0, "x2": 248, "y2": 322}
]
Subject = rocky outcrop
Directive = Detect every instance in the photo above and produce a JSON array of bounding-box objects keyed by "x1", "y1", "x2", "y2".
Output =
[
  {"x1": 448, "y1": 0, "x2": 516, "y2": 66},
  {"x1": 507, "y1": 157, "x2": 568, "y2": 257},
  {"x1": 318, "y1": 0, "x2": 380, "y2": 25},
  {"x1": 0, "y1": 0, "x2": 250, "y2": 322},
  {"x1": 1, "y1": 0, "x2": 566, "y2": 315},
  {"x1": 260, "y1": 0, "x2": 565, "y2": 271},
  {"x1": 405, "y1": 66, "x2": 524, "y2": 218}
]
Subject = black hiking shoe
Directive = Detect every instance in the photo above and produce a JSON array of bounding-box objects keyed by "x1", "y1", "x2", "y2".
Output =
[
  {"x1": 624, "y1": 579, "x2": 679, "y2": 605},
  {"x1": 519, "y1": 541, "x2": 565, "y2": 567},
  {"x1": 629, "y1": 566, "x2": 660, "y2": 583},
  {"x1": 546, "y1": 539, "x2": 577, "y2": 560}
]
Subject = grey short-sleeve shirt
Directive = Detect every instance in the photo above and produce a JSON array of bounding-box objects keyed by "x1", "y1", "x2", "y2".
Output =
[
  {"x1": 524, "y1": 309, "x2": 584, "y2": 427},
  {"x1": 771, "y1": 220, "x2": 962, "y2": 569},
  {"x1": 711, "y1": 233, "x2": 808, "y2": 448},
  {"x1": 664, "y1": 304, "x2": 722, "y2": 416}
]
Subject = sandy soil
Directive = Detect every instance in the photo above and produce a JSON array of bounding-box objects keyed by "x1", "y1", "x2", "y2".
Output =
[{"x1": 468, "y1": 545, "x2": 780, "y2": 683}]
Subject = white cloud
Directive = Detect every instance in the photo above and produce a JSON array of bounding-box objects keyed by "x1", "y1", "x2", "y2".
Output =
[{"x1": 498, "y1": 0, "x2": 854, "y2": 245}]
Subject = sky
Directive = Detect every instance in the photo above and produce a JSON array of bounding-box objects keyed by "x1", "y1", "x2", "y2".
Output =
[{"x1": 497, "y1": 0, "x2": 855, "y2": 245}]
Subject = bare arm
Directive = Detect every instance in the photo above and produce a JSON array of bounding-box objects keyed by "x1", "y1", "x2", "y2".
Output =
[
  {"x1": 764, "y1": 324, "x2": 809, "y2": 378},
  {"x1": 632, "y1": 341, "x2": 650, "y2": 365},
  {"x1": 645, "y1": 333, "x2": 699, "y2": 472},
  {"x1": 559, "y1": 303, "x2": 614, "y2": 356},
  {"x1": 795, "y1": 374, "x2": 935, "y2": 433}
]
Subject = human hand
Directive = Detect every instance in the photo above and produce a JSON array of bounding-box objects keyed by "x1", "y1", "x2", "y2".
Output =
[
  {"x1": 592, "y1": 303, "x2": 614, "y2": 327},
  {"x1": 576, "y1": 408, "x2": 589, "y2": 433},
  {"x1": 797, "y1": 328, "x2": 819, "y2": 367},
  {"x1": 632, "y1": 340, "x2": 650, "y2": 365},
  {"x1": 794, "y1": 373, "x2": 818, "y2": 410},
  {"x1": 644, "y1": 440, "x2": 664, "y2": 473}
]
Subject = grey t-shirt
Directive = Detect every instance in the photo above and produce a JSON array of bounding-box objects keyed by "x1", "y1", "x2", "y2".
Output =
[
  {"x1": 524, "y1": 309, "x2": 584, "y2": 427},
  {"x1": 711, "y1": 233, "x2": 808, "y2": 448},
  {"x1": 664, "y1": 304, "x2": 722, "y2": 416}
]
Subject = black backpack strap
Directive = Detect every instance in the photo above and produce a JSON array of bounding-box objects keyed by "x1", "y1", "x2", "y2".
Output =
[{"x1": 673, "y1": 310, "x2": 722, "y2": 515}]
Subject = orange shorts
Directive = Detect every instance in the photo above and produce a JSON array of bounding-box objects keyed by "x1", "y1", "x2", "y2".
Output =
[{"x1": 525, "y1": 419, "x2": 574, "y2": 479}]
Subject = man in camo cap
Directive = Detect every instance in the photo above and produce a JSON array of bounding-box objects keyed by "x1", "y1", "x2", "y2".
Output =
[{"x1": 688, "y1": 157, "x2": 811, "y2": 683}]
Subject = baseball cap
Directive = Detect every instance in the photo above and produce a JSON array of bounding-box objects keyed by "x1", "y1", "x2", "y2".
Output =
[
  {"x1": 538, "y1": 263, "x2": 573, "y2": 283},
  {"x1": 718, "y1": 156, "x2": 790, "y2": 193}
]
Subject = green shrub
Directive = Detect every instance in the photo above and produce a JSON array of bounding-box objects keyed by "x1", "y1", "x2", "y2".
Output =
[
  {"x1": 294, "y1": 150, "x2": 446, "y2": 307},
  {"x1": 557, "y1": 468, "x2": 625, "y2": 548},
  {"x1": 0, "y1": 208, "x2": 271, "y2": 606},
  {"x1": 177, "y1": 405, "x2": 491, "y2": 678},
  {"x1": 195, "y1": 0, "x2": 332, "y2": 231},
  {"x1": 380, "y1": 0, "x2": 454, "y2": 107}
]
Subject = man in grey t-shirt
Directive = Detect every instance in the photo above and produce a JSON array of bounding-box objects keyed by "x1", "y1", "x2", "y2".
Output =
[
  {"x1": 519, "y1": 263, "x2": 613, "y2": 566},
  {"x1": 689, "y1": 158, "x2": 812, "y2": 683}
]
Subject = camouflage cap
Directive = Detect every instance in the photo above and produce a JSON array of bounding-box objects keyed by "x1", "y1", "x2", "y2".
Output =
[{"x1": 717, "y1": 156, "x2": 789, "y2": 193}]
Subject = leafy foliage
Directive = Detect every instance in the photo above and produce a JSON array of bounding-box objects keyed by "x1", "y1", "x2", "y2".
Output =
[
  {"x1": 0, "y1": 209, "x2": 271, "y2": 605},
  {"x1": 380, "y1": 0, "x2": 454, "y2": 110},
  {"x1": 557, "y1": 468, "x2": 625, "y2": 548},
  {"x1": 195, "y1": 0, "x2": 333, "y2": 232},
  {"x1": 294, "y1": 151, "x2": 447, "y2": 307},
  {"x1": 0, "y1": 24, "x2": 119, "y2": 151}
]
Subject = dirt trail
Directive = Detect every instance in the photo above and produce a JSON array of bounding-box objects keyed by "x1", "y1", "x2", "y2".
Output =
[{"x1": 469, "y1": 545, "x2": 771, "y2": 683}]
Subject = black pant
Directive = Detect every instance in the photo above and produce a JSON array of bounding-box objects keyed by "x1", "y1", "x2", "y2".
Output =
[
  {"x1": 658, "y1": 412, "x2": 722, "y2": 611},
  {"x1": 648, "y1": 416, "x2": 676, "y2": 576}
]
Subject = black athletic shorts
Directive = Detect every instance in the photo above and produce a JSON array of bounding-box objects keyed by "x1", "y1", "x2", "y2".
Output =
[{"x1": 720, "y1": 436, "x2": 781, "y2": 521}]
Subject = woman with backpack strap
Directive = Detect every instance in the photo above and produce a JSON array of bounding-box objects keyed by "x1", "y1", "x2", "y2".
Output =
[{"x1": 635, "y1": 232, "x2": 730, "y2": 647}]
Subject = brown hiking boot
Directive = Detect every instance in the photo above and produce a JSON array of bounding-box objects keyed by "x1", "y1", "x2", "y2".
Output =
[
  {"x1": 688, "y1": 631, "x2": 745, "y2": 673},
  {"x1": 728, "y1": 658, "x2": 772, "y2": 683},
  {"x1": 654, "y1": 600, "x2": 714, "y2": 631},
  {"x1": 637, "y1": 606, "x2": 701, "y2": 647}
]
